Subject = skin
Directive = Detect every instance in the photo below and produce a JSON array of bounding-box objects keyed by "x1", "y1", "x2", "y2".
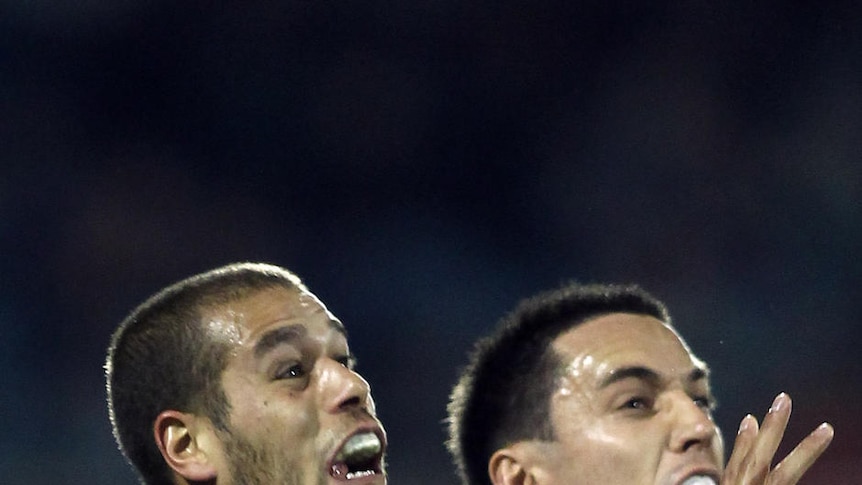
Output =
[
  {"x1": 489, "y1": 313, "x2": 833, "y2": 485},
  {"x1": 158, "y1": 286, "x2": 387, "y2": 485}
]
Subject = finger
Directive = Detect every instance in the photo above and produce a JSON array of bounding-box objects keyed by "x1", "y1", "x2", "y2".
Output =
[
  {"x1": 752, "y1": 393, "x2": 792, "y2": 474},
  {"x1": 723, "y1": 414, "x2": 758, "y2": 483},
  {"x1": 767, "y1": 423, "x2": 834, "y2": 485}
]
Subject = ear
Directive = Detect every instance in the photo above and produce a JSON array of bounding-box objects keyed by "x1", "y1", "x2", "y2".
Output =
[
  {"x1": 153, "y1": 410, "x2": 219, "y2": 482},
  {"x1": 489, "y1": 445, "x2": 537, "y2": 485}
]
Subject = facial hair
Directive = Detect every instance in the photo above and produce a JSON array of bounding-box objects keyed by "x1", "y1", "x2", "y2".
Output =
[{"x1": 217, "y1": 425, "x2": 327, "y2": 485}]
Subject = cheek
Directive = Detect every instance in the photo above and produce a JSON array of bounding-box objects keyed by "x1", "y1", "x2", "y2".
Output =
[
  {"x1": 546, "y1": 425, "x2": 655, "y2": 483},
  {"x1": 562, "y1": 417, "x2": 666, "y2": 467},
  {"x1": 579, "y1": 419, "x2": 655, "y2": 461},
  {"x1": 551, "y1": 403, "x2": 633, "y2": 459},
  {"x1": 231, "y1": 394, "x2": 319, "y2": 441},
  {"x1": 549, "y1": 397, "x2": 667, "y2": 482}
]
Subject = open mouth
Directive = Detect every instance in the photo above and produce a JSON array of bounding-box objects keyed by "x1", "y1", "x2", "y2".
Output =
[
  {"x1": 329, "y1": 430, "x2": 385, "y2": 481},
  {"x1": 679, "y1": 474, "x2": 718, "y2": 485}
]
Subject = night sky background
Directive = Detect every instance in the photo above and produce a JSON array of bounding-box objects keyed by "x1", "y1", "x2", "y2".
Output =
[{"x1": 2, "y1": 1, "x2": 860, "y2": 484}]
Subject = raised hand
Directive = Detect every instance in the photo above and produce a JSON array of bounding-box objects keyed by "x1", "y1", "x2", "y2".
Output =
[{"x1": 722, "y1": 393, "x2": 833, "y2": 484}]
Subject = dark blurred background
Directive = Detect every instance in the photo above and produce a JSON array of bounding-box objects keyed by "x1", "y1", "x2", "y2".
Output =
[{"x1": 2, "y1": 1, "x2": 860, "y2": 483}]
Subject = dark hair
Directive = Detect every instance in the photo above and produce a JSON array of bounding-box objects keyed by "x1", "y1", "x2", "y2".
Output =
[
  {"x1": 446, "y1": 282, "x2": 670, "y2": 485},
  {"x1": 105, "y1": 262, "x2": 306, "y2": 485}
]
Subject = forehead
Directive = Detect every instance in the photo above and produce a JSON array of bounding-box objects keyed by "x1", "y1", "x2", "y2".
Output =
[
  {"x1": 551, "y1": 313, "x2": 701, "y2": 380},
  {"x1": 203, "y1": 285, "x2": 344, "y2": 346}
]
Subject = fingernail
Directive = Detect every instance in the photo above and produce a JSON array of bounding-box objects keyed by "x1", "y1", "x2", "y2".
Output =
[
  {"x1": 815, "y1": 422, "x2": 834, "y2": 439},
  {"x1": 738, "y1": 414, "x2": 754, "y2": 434},
  {"x1": 769, "y1": 393, "x2": 788, "y2": 413}
]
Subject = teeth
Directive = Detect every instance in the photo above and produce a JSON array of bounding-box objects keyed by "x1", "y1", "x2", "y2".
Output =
[
  {"x1": 346, "y1": 470, "x2": 376, "y2": 480},
  {"x1": 681, "y1": 475, "x2": 717, "y2": 485},
  {"x1": 336, "y1": 432, "x2": 382, "y2": 463}
]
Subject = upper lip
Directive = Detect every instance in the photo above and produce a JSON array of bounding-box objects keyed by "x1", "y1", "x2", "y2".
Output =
[{"x1": 326, "y1": 422, "x2": 387, "y2": 477}]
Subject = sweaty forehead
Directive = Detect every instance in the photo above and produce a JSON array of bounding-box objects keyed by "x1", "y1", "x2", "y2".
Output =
[
  {"x1": 551, "y1": 313, "x2": 700, "y2": 381},
  {"x1": 202, "y1": 286, "x2": 341, "y2": 345}
]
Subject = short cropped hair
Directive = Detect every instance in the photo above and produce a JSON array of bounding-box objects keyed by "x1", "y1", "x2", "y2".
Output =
[
  {"x1": 447, "y1": 282, "x2": 670, "y2": 485},
  {"x1": 105, "y1": 262, "x2": 307, "y2": 485}
]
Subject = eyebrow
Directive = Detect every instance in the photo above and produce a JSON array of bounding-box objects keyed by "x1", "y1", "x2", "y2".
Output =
[
  {"x1": 598, "y1": 365, "x2": 709, "y2": 390},
  {"x1": 252, "y1": 320, "x2": 346, "y2": 359}
]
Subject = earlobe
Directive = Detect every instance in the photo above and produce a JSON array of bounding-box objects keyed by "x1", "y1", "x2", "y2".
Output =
[
  {"x1": 154, "y1": 410, "x2": 219, "y2": 482},
  {"x1": 489, "y1": 447, "x2": 532, "y2": 485}
]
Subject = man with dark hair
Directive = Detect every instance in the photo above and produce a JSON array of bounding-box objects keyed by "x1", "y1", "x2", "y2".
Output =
[
  {"x1": 447, "y1": 282, "x2": 833, "y2": 485},
  {"x1": 106, "y1": 262, "x2": 387, "y2": 485}
]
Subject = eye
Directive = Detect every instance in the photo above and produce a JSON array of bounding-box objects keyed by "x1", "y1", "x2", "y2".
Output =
[
  {"x1": 622, "y1": 396, "x2": 654, "y2": 411},
  {"x1": 693, "y1": 395, "x2": 716, "y2": 412},
  {"x1": 335, "y1": 354, "x2": 357, "y2": 370},
  {"x1": 275, "y1": 362, "x2": 305, "y2": 380}
]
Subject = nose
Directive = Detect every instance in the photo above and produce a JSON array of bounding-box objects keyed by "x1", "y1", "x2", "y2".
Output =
[
  {"x1": 667, "y1": 392, "x2": 717, "y2": 453},
  {"x1": 317, "y1": 358, "x2": 374, "y2": 414}
]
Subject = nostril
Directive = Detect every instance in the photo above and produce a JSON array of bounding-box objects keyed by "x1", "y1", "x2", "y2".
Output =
[
  {"x1": 339, "y1": 395, "x2": 361, "y2": 409},
  {"x1": 682, "y1": 438, "x2": 700, "y2": 452},
  {"x1": 679, "y1": 422, "x2": 713, "y2": 452}
]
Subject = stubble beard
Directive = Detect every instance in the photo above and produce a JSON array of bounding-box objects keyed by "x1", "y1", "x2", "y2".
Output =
[{"x1": 218, "y1": 426, "x2": 327, "y2": 485}]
